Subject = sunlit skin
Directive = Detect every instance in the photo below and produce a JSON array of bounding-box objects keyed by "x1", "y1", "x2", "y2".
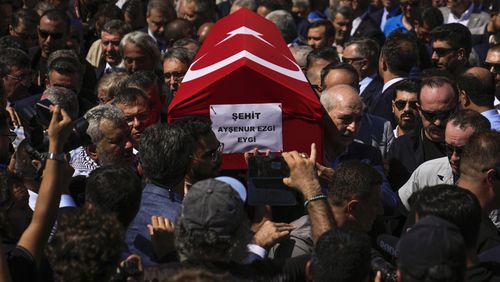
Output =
[
  {"x1": 307, "y1": 26, "x2": 331, "y2": 49},
  {"x1": 163, "y1": 58, "x2": 188, "y2": 94},
  {"x1": 123, "y1": 43, "x2": 155, "y2": 73},
  {"x1": 38, "y1": 16, "x2": 67, "y2": 58},
  {"x1": 116, "y1": 97, "x2": 155, "y2": 147},
  {"x1": 445, "y1": 123, "x2": 475, "y2": 176},
  {"x1": 485, "y1": 49, "x2": 500, "y2": 100},
  {"x1": 392, "y1": 91, "x2": 419, "y2": 136},
  {"x1": 418, "y1": 84, "x2": 457, "y2": 142},
  {"x1": 147, "y1": 8, "x2": 169, "y2": 39},
  {"x1": 100, "y1": 31, "x2": 122, "y2": 66}
]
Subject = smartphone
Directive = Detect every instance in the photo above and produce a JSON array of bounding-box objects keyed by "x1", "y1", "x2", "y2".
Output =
[{"x1": 35, "y1": 99, "x2": 54, "y2": 127}]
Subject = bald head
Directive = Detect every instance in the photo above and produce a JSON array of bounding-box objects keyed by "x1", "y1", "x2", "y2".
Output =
[
  {"x1": 320, "y1": 84, "x2": 362, "y2": 112},
  {"x1": 465, "y1": 67, "x2": 494, "y2": 88}
]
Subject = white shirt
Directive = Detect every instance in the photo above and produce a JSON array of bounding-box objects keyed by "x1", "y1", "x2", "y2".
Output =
[
  {"x1": 359, "y1": 75, "x2": 374, "y2": 95},
  {"x1": 447, "y1": 3, "x2": 474, "y2": 27},
  {"x1": 398, "y1": 157, "x2": 453, "y2": 210},
  {"x1": 494, "y1": 97, "x2": 500, "y2": 113},
  {"x1": 380, "y1": 8, "x2": 389, "y2": 31},
  {"x1": 28, "y1": 190, "x2": 76, "y2": 211},
  {"x1": 351, "y1": 12, "x2": 368, "y2": 36},
  {"x1": 382, "y1": 77, "x2": 405, "y2": 93}
]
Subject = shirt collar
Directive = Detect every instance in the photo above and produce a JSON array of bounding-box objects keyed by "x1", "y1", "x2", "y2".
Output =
[
  {"x1": 452, "y1": 3, "x2": 474, "y2": 22},
  {"x1": 382, "y1": 77, "x2": 405, "y2": 93}
]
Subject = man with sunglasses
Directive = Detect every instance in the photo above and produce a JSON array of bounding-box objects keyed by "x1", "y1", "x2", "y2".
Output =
[
  {"x1": 398, "y1": 109, "x2": 490, "y2": 210},
  {"x1": 391, "y1": 79, "x2": 420, "y2": 138},
  {"x1": 485, "y1": 44, "x2": 500, "y2": 111},
  {"x1": 30, "y1": 9, "x2": 70, "y2": 89},
  {"x1": 429, "y1": 23, "x2": 472, "y2": 77},
  {"x1": 387, "y1": 76, "x2": 458, "y2": 190}
]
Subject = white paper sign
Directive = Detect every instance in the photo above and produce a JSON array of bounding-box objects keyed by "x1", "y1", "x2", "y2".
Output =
[{"x1": 210, "y1": 103, "x2": 283, "y2": 153}]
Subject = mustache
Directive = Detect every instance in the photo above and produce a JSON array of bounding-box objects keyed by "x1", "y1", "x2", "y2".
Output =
[{"x1": 341, "y1": 130, "x2": 354, "y2": 138}]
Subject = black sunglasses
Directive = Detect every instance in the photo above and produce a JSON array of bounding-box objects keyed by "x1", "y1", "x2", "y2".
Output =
[
  {"x1": 432, "y1": 47, "x2": 456, "y2": 57},
  {"x1": 420, "y1": 109, "x2": 453, "y2": 121},
  {"x1": 38, "y1": 29, "x2": 64, "y2": 40},
  {"x1": 394, "y1": 100, "x2": 418, "y2": 111},
  {"x1": 444, "y1": 143, "x2": 463, "y2": 156},
  {"x1": 484, "y1": 62, "x2": 500, "y2": 73}
]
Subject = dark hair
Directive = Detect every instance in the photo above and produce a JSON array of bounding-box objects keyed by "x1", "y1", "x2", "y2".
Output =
[
  {"x1": 408, "y1": 185, "x2": 481, "y2": 249},
  {"x1": 306, "y1": 47, "x2": 339, "y2": 69},
  {"x1": 163, "y1": 47, "x2": 196, "y2": 66},
  {"x1": 184, "y1": 0, "x2": 216, "y2": 26},
  {"x1": 345, "y1": 37, "x2": 380, "y2": 68},
  {"x1": 448, "y1": 109, "x2": 491, "y2": 133},
  {"x1": 0, "y1": 36, "x2": 27, "y2": 53},
  {"x1": 312, "y1": 228, "x2": 371, "y2": 282},
  {"x1": 85, "y1": 166, "x2": 143, "y2": 227},
  {"x1": 430, "y1": 23, "x2": 472, "y2": 57},
  {"x1": 328, "y1": 160, "x2": 382, "y2": 206},
  {"x1": 420, "y1": 7, "x2": 443, "y2": 29},
  {"x1": 460, "y1": 131, "x2": 500, "y2": 177},
  {"x1": 46, "y1": 210, "x2": 124, "y2": 282},
  {"x1": 457, "y1": 72, "x2": 495, "y2": 107},
  {"x1": 420, "y1": 68, "x2": 453, "y2": 80},
  {"x1": 111, "y1": 87, "x2": 150, "y2": 108},
  {"x1": 172, "y1": 37, "x2": 200, "y2": 50},
  {"x1": 175, "y1": 214, "x2": 252, "y2": 263},
  {"x1": 173, "y1": 116, "x2": 213, "y2": 140},
  {"x1": 332, "y1": 5, "x2": 353, "y2": 19},
  {"x1": 11, "y1": 8, "x2": 39, "y2": 29},
  {"x1": 124, "y1": 70, "x2": 158, "y2": 90},
  {"x1": 139, "y1": 124, "x2": 194, "y2": 185},
  {"x1": 308, "y1": 20, "x2": 335, "y2": 39},
  {"x1": 418, "y1": 76, "x2": 458, "y2": 104},
  {"x1": 381, "y1": 30, "x2": 418, "y2": 76},
  {"x1": 40, "y1": 9, "x2": 70, "y2": 33},
  {"x1": 47, "y1": 50, "x2": 84, "y2": 76},
  {"x1": 101, "y1": 19, "x2": 131, "y2": 37},
  {"x1": 394, "y1": 79, "x2": 421, "y2": 100},
  {"x1": 320, "y1": 62, "x2": 359, "y2": 90},
  {"x1": 93, "y1": 3, "x2": 124, "y2": 23},
  {"x1": 0, "y1": 47, "x2": 30, "y2": 77}
]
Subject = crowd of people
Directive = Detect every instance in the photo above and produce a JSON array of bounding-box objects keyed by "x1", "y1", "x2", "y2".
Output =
[{"x1": 0, "y1": 0, "x2": 500, "y2": 281}]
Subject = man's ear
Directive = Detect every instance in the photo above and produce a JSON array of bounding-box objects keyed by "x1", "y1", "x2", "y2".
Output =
[
  {"x1": 44, "y1": 78, "x2": 51, "y2": 89},
  {"x1": 305, "y1": 259, "x2": 313, "y2": 282},
  {"x1": 457, "y1": 48, "x2": 466, "y2": 61},
  {"x1": 346, "y1": 199, "x2": 359, "y2": 214},
  {"x1": 459, "y1": 90, "x2": 470, "y2": 108}
]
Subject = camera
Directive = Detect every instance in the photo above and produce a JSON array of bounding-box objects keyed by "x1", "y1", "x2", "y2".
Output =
[
  {"x1": 18, "y1": 99, "x2": 91, "y2": 159},
  {"x1": 371, "y1": 249, "x2": 397, "y2": 282},
  {"x1": 247, "y1": 154, "x2": 297, "y2": 206}
]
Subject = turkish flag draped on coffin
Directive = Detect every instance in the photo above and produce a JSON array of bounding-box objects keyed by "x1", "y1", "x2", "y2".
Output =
[{"x1": 168, "y1": 8, "x2": 323, "y2": 170}]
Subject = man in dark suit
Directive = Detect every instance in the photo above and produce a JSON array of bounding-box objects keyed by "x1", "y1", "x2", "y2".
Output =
[
  {"x1": 370, "y1": 31, "x2": 418, "y2": 128},
  {"x1": 343, "y1": 37, "x2": 383, "y2": 109},
  {"x1": 144, "y1": 0, "x2": 175, "y2": 54},
  {"x1": 348, "y1": 0, "x2": 385, "y2": 46},
  {"x1": 370, "y1": 0, "x2": 401, "y2": 32},
  {"x1": 94, "y1": 20, "x2": 130, "y2": 80}
]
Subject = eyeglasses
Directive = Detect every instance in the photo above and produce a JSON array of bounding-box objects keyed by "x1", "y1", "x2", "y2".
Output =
[
  {"x1": 420, "y1": 109, "x2": 453, "y2": 121},
  {"x1": 164, "y1": 71, "x2": 186, "y2": 80},
  {"x1": 485, "y1": 62, "x2": 500, "y2": 73},
  {"x1": 6, "y1": 73, "x2": 32, "y2": 83},
  {"x1": 444, "y1": 143, "x2": 463, "y2": 156},
  {"x1": 38, "y1": 29, "x2": 64, "y2": 40},
  {"x1": 432, "y1": 47, "x2": 456, "y2": 57},
  {"x1": 1, "y1": 131, "x2": 17, "y2": 143},
  {"x1": 342, "y1": 56, "x2": 365, "y2": 64},
  {"x1": 393, "y1": 100, "x2": 418, "y2": 111}
]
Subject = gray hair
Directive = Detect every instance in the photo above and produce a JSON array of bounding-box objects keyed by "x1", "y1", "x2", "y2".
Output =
[
  {"x1": 42, "y1": 87, "x2": 79, "y2": 120},
  {"x1": 320, "y1": 84, "x2": 360, "y2": 112},
  {"x1": 120, "y1": 31, "x2": 161, "y2": 68},
  {"x1": 163, "y1": 47, "x2": 196, "y2": 66},
  {"x1": 102, "y1": 19, "x2": 132, "y2": 37},
  {"x1": 290, "y1": 45, "x2": 313, "y2": 69},
  {"x1": 345, "y1": 38, "x2": 380, "y2": 68},
  {"x1": 332, "y1": 5, "x2": 353, "y2": 19},
  {"x1": 84, "y1": 105, "x2": 126, "y2": 145},
  {"x1": 97, "y1": 72, "x2": 130, "y2": 102},
  {"x1": 232, "y1": 0, "x2": 259, "y2": 11},
  {"x1": 265, "y1": 10, "x2": 297, "y2": 44}
]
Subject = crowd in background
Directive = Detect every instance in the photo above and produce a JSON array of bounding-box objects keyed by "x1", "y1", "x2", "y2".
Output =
[{"x1": 0, "y1": 0, "x2": 500, "y2": 281}]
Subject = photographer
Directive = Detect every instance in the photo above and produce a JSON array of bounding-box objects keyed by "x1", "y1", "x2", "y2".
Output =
[{"x1": 3, "y1": 105, "x2": 74, "y2": 281}]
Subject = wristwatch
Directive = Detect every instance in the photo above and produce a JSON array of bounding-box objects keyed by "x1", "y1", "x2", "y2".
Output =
[{"x1": 46, "y1": 152, "x2": 66, "y2": 161}]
